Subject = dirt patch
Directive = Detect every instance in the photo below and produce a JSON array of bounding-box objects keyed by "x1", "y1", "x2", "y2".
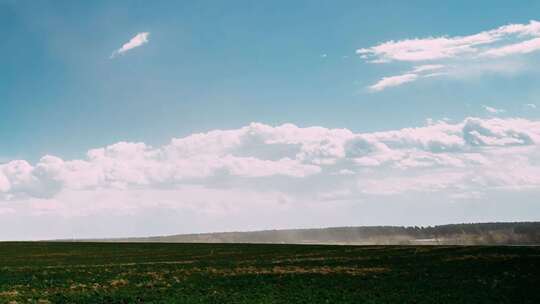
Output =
[
  {"x1": 444, "y1": 254, "x2": 519, "y2": 262},
  {"x1": 0, "y1": 290, "x2": 19, "y2": 297},
  {"x1": 110, "y1": 279, "x2": 129, "y2": 288},
  {"x1": 199, "y1": 266, "x2": 390, "y2": 276}
]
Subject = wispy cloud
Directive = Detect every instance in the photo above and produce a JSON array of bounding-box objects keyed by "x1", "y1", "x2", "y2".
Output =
[
  {"x1": 358, "y1": 20, "x2": 540, "y2": 91},
  {"x1": 411, "y1": 64, "x2": 445, "y2": 73},
  {"x1": 111, "y1": 32, "x2": 150, "y2": 58},
  {"x1": 368, "y1": 65, "x2": 445, "y2": 91},
  {"x1": 482, "y1": 105, "x2": 506, "y2": 114},
  {"x1": 482, "y1": 37, "x2": 540, "y2": 57},
  {"x1": 357, "y1": 21, "x2": 540, "y2": 63},
  {"x1": 369, "y1": 73, "x2": 418, "y2": 91}
]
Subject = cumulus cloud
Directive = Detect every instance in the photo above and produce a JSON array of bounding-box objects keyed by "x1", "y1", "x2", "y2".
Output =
[
  {"x1": 111, "y1": 32, "x2": 150, "y2": 58},
  {"x1": 525, "y1": 103, "x2": 537, "y2": 109},
  {"x1": 359, "y1": 20, "x2": 540, "y2": 91},
  {"x1": 2, "y1": 118, "x2": 540, "y2": 238},
  {"x1": 1, "y1": 117, "x2": 540, "y2": 204}
]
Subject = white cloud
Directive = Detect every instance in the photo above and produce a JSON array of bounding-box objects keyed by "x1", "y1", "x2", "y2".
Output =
[
  {"x1": 2, "y1": 118, "x2": 540, "y2": 239},
  {"x1": 111, "y1": 32, "x2": 150, "y2": 58},
  {"x1": 482, "y1": 37, "x2": 540, "y2": 57},
  {"x1": 482, "y1": 105, "x2": 506, "y2": 114},
  {"x1": 525, "y1": 103, "x2": 537, "y2": 109},
  {"x1": 1, "y1": 117, "x2": 539, "y2": 202},
  {"x1": 368, "y1": 65, "x2": 447, "y2": 91},
  {"x1": 357, "y1": 20, "x2": 540, "y2": 62},
  {"x1": 369, "y1": 73, "x2": 418, "y2": 91},
  {"x1": 411, "y1": 64, "x2": 445, "y2": 73},
  {"x1": 358, "y1": 20, "x2": 540, "y2": 91}
]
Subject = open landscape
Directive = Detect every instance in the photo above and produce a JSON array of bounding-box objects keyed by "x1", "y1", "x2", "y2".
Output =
[
  {"x1": 1, "y1": 242, "x2": 539, "y2": 303},
  {"x1": 3, "y1": 1, "x2": 540, "y2": 303}
]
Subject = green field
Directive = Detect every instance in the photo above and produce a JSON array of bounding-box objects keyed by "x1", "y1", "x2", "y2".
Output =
[{"x1": 0, "y1": 243, "x2": 539, "y2": 303}]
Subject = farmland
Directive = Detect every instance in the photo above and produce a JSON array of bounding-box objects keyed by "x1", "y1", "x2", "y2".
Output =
[{"x1": 0, "y1": 242, "x2": 539, "y2": 303}]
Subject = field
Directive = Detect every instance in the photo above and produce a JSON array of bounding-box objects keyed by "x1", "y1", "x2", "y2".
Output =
[{"x1": 0, "y1": 243, "x2": 539, "y2": 303}]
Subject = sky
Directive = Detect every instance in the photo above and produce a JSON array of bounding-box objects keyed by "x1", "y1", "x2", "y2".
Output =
[{"x1": 1, "y1": 0, "x2": 540, "y2": 240}]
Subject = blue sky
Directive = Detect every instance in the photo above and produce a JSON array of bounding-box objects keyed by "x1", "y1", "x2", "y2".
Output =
[
  {"x1": 1, "y1": 1, "x2": 540, "y2": 239},
  {"x1": 3, "y1": 0, "x2": 539, "y2": 161}
]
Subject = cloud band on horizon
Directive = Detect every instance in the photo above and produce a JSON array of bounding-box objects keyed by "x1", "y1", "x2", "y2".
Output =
[{"x1": 1, "y1": 116, "x2": 540, "y2": 202}]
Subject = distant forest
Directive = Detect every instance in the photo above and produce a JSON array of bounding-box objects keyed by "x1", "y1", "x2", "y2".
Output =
[{"x1": 102, "y1": 222, "x2": 540, "y2": 245}]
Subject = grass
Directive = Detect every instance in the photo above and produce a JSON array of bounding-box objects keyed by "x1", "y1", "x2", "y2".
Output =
[{"x1": 0, "y1": 242, "x2": 539, "y2": 303}]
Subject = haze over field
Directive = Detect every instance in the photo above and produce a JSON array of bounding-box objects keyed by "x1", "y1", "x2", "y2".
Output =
[
  {"x1": 93, "y1": 222, "x2": 540, "y2": 246},
  {"x1": 2, "y1": 1, "x2": 540, "y2": 240}
]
